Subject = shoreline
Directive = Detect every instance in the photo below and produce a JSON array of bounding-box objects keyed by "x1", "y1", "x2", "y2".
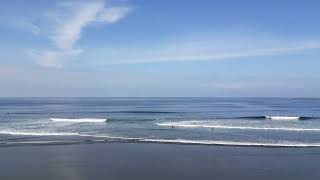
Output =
[{"x1": 2, "y1": 137, "x2": 320, "y2": 148}]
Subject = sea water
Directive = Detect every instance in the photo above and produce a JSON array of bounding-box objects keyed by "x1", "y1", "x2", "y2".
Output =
[{"x1": 1, "y1": 97, "x2": 320, "y2": 147}]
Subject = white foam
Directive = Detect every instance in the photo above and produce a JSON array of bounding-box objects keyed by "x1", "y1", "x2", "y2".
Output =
[
  {"x1": 50, "y1": 118, "x2": 107, "y2": 123},
  {"x1": 140, "y1": 138, "x2": 320, "y2": 147},
  {"x1": 0, "y1": 130, "x2": 143, "y2": 141},
  {"x1": 1, "y1": 130, "x2": 320, "y2": 147},
  {"x1": 156, "y1": 122, "x2": 320, "y2": 131},
  {"x1": 265, "y1": 116, "x2": 300, "y2": 120},
  {"x1": 0, "y1": 130, "x2": 81, "y2": 136}
]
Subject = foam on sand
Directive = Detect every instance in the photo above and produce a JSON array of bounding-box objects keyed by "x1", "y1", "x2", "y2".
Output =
[
  {"x1": 2, "y1": 138, "x2": 320, "y2": 148},
  {"x1": 0, "y1": 130, "x2": 143, "y2": 140},
  {"x1": 140, "y1": 138, "x2": 320, "y2": 147},
  {"x1": 50, "y1": 118, "x2": 107, "y2": 123},
  {"x1": 1, "y1": 130, "x2": 320, "y2": 148}
]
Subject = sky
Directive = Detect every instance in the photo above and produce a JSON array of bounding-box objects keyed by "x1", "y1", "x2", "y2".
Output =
[{"x1": 0, "y1": 0, "x2": 320, "y2": 97}]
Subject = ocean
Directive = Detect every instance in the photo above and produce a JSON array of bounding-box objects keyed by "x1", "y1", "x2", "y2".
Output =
[{"x1": 1, "y1": 97, "x2": 320, "y2": 147}]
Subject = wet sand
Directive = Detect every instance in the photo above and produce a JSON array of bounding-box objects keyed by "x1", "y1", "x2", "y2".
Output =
[{"x1": 1, "y1": 143, "x2": 320, "y2": 180}]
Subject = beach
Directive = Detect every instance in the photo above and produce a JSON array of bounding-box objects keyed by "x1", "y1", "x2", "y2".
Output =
[
  {"x1": 1, "y1": 143, "x2": 320, "y2": 180},
  {"x1": 1, "y1": 0, "x2": 319, "y2": 179}
]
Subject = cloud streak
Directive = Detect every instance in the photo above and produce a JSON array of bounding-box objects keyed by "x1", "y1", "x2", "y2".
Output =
[
  {"x1": 20, "y1": 1, "x2": 320, "y2": 68},
  {"x1": 97, "y1": 39, "x2": 320, "y2": 65},
  {"x1": 28, "y1": 1, "x2": 131, "y2": 68},
  {"x1": 26, "y1": 49, "x2": 83, "y2": 68}
]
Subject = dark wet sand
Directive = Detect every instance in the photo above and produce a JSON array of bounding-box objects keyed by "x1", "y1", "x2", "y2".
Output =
[{"x1": 1, "y1": 143, "x2": 320, "y2": 180}]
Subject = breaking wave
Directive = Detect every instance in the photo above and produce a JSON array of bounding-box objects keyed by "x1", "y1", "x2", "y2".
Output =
[
  {"x1": 0, "y1": 130, "x2": 81, "y2": 136},
  {"x1": 156, "y1": 121, "x2": 320, "y2": 131},
  {"x1": 50, "y1": 118, "x2": 107, "y2": 123},
  {"x1": 239, "y1": 116, "x2": 314, "y2": 120},
  {"x1": 265, "y1": 116, "x2": 302, "y2": 120},
  {"x1": 0, "y1": 130, "x2": 142, "y2": 140}
]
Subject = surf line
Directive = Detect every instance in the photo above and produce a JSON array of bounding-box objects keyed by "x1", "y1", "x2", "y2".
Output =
[
  {"x1": 156, "y1": 123, "x2": 320, "y2": 131},
  {"x1": 50, "y1": 118, "x2": 107, "y2": 123}
]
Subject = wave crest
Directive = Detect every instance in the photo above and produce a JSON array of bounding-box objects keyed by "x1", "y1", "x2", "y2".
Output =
[
  {"x1": 265, "y1": 116, "x2": 301, "y2": 120},
  {"x1": 239, "y1": 116, "x2": 314, "y2": 120},
  {"x1": 50, "y1": 118, "x2": 107, "y2": 123}
]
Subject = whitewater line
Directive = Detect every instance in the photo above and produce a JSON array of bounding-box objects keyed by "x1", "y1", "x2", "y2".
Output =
[{"x1": 156, "y1": 123, "x2": 320, "y2": 131}]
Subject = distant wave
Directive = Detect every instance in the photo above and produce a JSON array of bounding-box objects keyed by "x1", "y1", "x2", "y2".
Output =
[
  {"x1": 265, "y1": 116, "x2": 302, "y2": 120},
  {"x1": 6, "y1": 111, "x2": 179, "y2": 115},
  {"x1": 239, "y1": 116, "x2": 314, "y2": 120},
  {"x1": 50, "y1": 118, "x2": 107, "y2": 123},
  {"x1": 156, "y1": 121, "x2": 320, "y2": 131}
]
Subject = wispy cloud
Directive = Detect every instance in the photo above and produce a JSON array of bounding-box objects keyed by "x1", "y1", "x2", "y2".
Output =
[
  {"x1": 27, "y1": 0, "x2": 131, "y2": 68},
  {"x1": 98, "y1": 39, "x2": 320, "y2": 65},
  {"x1": 95, "y1": 6, "x2": 131, "y2": 23},
  {"x1": 50, "y1": 1, "x2": 104, "y2": 51},
  {"x1": 17, "y1": 1, "x2": 320, "y2": 68}
]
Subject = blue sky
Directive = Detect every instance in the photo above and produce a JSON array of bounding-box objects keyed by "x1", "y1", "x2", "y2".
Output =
[{"x1": 1, "y1": 0, "x2": 320, "y2": 97}]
